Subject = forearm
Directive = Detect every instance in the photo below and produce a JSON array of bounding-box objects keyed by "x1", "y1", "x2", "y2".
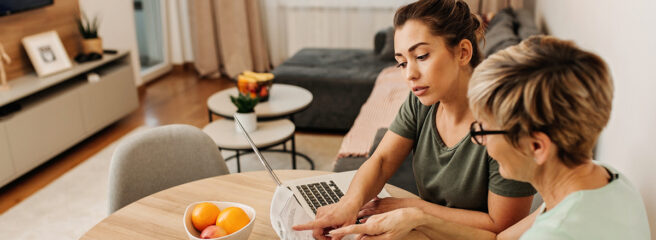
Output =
[
  {"x1": 414, "y1": 211, "x2": 497, "y2": 240},
  {"x1": 342, "y1": 156, "x2": 396, "y2": 206},
  {"x1": 411, "y1": 199, "x2": 507, "y2": 233}
]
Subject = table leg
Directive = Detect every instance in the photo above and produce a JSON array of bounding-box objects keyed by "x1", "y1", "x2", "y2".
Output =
[{"x1": 291, "y1": 135, "x2": 297, "y2": 169}]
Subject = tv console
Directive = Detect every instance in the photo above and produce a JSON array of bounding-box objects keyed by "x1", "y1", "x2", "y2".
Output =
[{"x1": 0, "y1": 50, "x2": 138, "y2": 187}]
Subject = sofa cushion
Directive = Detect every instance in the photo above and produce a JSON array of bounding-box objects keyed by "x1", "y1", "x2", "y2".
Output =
[
  {"x1": 515, "y1": 9, "x2": 541, "y2": 40},
  {"x1": 482, "y1": 8, "x2": 520, "y2": 57},
  {"x1": 376, "y1": 27, "x2": 395, "y2": 61}
]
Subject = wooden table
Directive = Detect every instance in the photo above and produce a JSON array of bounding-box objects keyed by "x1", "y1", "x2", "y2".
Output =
[{"x1": 81, "y1": 170, "x2": 418, "y2": 240}]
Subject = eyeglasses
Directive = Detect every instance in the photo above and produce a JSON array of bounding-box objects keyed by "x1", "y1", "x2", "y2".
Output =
[{"x1": 470, "y1": 121, "x2": 508, "y2": 145}]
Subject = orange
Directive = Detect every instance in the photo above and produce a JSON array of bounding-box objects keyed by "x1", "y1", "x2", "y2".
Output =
[
  {"x1": 191, "y1": 202, "x2": 220, "y2": 231},
  {"x1": 216, "y1": 207, "x2": 250, "y2": 234}
]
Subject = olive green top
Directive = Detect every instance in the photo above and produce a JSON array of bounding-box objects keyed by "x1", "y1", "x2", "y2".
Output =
[{"x1": 389, "y1": 93, "x2": 536, "y2": 212}]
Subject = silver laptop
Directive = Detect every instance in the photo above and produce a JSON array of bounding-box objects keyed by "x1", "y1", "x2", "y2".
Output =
[{"x1": 234, "y1": 115, "x2": 390, "y2": 218}]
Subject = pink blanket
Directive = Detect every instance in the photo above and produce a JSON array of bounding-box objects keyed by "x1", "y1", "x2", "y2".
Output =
[{"x1": 337, "y1": 66, "x2": 408, "y2": 158}]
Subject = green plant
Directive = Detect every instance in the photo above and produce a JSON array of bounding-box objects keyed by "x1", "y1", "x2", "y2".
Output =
[
  {"x1": 76, "y1": 12, "x2": 100, "y2": 39},
  {"x1": 230, "y1": 94, "x2": 260, "y2": 113}
]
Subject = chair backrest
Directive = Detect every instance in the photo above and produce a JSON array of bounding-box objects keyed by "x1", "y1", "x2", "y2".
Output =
[{"x1": 108, "y1": 124, "x2": 229, "y2": 213}]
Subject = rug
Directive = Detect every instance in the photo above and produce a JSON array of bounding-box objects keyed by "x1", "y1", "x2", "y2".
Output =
[{"x1": 0, "y1": 127, "x2": 342, "y2": 240}]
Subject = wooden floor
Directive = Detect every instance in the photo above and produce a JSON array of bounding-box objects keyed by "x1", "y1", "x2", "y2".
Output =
[{"x1": 0, "y1": 70, "x2": 235, "y2": 214}]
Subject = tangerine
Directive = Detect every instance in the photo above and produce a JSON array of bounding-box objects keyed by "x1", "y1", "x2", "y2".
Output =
[
  {"x1": 216, "y1": 207, "x2": 250, "y2": 234},
  {"x1": 191, "y1": 202, "x2": 220, "y2": 231}
]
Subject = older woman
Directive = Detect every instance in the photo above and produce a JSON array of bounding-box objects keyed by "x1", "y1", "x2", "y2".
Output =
[{"x1": 329, "y1": 36, "x2": 651, "y2": 239}]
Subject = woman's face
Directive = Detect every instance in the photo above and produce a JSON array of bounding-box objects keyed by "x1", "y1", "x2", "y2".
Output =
[
  {"x1": 478, "y1": 119, "x2": 535, "y2": 182},
  {"x1": 394, "y1": 20, "x2": 463, "y2": 106}
]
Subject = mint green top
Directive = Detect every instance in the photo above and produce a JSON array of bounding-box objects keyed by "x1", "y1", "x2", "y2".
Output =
[
  {"x1": 520, "y1": 161, "x2": 651, "y2": 240},
  {"x1": 389, "y1": 93, "x2": 535, "y2": 213}
]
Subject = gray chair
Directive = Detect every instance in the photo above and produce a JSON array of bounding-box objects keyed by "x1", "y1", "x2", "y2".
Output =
[{"x1": 108, "y1": 124, "x2": 230, "y2": 213}]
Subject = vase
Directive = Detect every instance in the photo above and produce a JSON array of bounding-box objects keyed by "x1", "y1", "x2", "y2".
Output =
[
  {"x1": 234, "y1": 112, "x2": 257, "y2": 133},
  {"x1": 82, "y1": 38, "x2": 103, "y2": 54}
]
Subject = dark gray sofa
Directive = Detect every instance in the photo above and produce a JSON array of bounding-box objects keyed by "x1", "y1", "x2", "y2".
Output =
[
  {"x1": 272, "y1": 30, "x2": 397, "y2": 132},
  {"x1": 332, "y1": 8, "x2": 541, "y2": 195}
]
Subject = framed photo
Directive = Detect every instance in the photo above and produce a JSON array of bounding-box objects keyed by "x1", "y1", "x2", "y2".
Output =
[{"x1": 22, "y1": 31, "x2": 72, "y2": 77}]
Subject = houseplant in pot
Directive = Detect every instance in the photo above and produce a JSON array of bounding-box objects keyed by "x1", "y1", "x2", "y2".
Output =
[
  {"x1": 230, "y1": 94, "x2": 260, "y2": 132},
  {"x1": 77, "y1": 12, "x2": 102, "y2": 54}
]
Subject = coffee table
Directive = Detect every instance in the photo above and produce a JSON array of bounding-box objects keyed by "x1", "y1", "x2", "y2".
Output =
[
  {"x1": 80, "y1": 170, "x2": 419, "y2": 240},
  {"x1": 202, "y1": 118, "x2": 314, "y2": 172},
  {"x1": 204, "y1": 84, "x2": 314, "y2": 172},
  {"x1": 207, "y1": 83, "x2": 313, "y2": 121}
]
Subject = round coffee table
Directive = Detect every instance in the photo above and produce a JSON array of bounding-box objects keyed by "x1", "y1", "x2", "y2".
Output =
[
  {"x1": 207, "y1": 84, "x2": 313, "y2": 121},
  {"x1": 203, "y1": 119, "x2": 314, "y2": 172},
  {"x1": 204, "y1": 84, "x2": 315, "y2": 172}
]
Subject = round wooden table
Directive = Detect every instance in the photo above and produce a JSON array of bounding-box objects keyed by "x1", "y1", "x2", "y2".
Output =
[{"x1": 81, "y1": 170, "x2": 418, "y2": 240}]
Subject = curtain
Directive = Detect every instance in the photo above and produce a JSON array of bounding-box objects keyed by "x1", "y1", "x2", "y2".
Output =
[{"x1": 188, "y1": 0, "x2": 271, "y2": 78}]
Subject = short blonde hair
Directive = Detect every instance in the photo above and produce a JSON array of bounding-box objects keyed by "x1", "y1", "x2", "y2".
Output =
[{"x1": 468, "y1": 36, "x2": 613, "y2": 167}]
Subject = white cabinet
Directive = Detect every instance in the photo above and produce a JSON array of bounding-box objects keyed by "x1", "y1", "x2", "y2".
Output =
[
  {"x1": 0, "y1": 122, "x2": 16, "y2": 186},
  {"x1": 0, "y1": 51, "x2": 137, "y2": 187},
  {"x1": 80, "y1": 63, "x2": 137, "y2": 133},
  {"x1": 5, "y1": 85, "x2": 85, "y2": 173}
]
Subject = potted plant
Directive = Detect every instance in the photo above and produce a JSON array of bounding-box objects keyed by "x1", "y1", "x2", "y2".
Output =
[
  {"x1": 230, "y1": 94, "x2": 260, "y2": 132},
  {"x1": 76, "y1": 12, "x2": 102, "y2": 54}
]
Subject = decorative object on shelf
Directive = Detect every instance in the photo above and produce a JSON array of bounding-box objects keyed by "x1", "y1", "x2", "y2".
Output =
[
  {"x1": 77, "y1": 11, "x2": 103, "y2": 55},
  {"x1": 0, "y1": 43, "x2": 11, "y2": 90},
  {"x1": 230, "y1": 93, "x2": 260, "y2": 133},
  {"x1": 237, "y1": 71, "x2": 274, "y2": 102},
  {"x1": 21, "y1": 31, "x2": 73, "y2": 77}
]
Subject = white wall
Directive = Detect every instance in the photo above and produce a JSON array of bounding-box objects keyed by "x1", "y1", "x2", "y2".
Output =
[
  {"x1": 537, "y1": 0, "x2": 656, "y2": 237},
  {"x1": 78, "y1": 0, "x2": 142, "y2": 85}
]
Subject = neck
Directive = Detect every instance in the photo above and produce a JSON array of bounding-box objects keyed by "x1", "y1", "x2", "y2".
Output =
[
  {"x1": 438, "y1": 69, "x2": 472, "y2": 123},
  {"x1": 531, "y1": 159, "x2": 609, "y2": 211}
]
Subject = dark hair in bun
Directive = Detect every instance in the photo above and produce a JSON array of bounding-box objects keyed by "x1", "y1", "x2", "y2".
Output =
[{"x1": 394, "y1": 0, "x2": 484, "y2": 68}]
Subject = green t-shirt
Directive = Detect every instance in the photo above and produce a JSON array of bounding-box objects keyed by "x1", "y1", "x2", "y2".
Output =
[
  {"x1": 389, "y1": 93, "x2": 536, "y2": 212},
  {"x1": 520, "y1": 161, "x2": 651, "y2": 240}
]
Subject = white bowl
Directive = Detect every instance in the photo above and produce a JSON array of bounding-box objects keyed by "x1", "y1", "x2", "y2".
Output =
[{"x1": 183, "y1": 201, "x2": 256, "y2": 240}]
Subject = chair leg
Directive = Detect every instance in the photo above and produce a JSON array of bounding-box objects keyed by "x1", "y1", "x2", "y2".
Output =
[{"x1": 236, "y1": 150, "x2": 241, "y2": 172}]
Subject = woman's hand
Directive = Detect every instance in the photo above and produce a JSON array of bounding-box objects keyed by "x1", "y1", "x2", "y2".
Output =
[
  {"x1": 358, "y1": 197, "x2": 417, "y2": 218},
  {"x1": 292, "y1": 199, "x2": 361, "y2": 240},
  {"x1": 329, "y1": 207, "x2": 425, "y2": 240}
]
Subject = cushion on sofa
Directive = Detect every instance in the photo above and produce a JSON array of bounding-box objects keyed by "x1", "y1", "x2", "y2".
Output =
[
  {"x1": 481, "y1": 8, "x2": 520, "y2": 57},
  {"x1": 515, "y1": 9, "x2": 541, "y2": 39}
]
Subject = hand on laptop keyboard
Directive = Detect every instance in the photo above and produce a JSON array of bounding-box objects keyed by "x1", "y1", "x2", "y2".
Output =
[{"x1": 292, "y1": 196, "x2": 362, "y2": 240}]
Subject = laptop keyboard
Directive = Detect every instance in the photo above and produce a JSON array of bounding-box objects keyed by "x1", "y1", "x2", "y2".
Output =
[{"x1": 296, "y1": 181, "x2": 344, "y2": 214}]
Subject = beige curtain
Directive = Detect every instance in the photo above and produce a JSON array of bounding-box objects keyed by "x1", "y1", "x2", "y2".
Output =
[{"x1": 188, "y1": 0, "x2": 271, "y2": 78}]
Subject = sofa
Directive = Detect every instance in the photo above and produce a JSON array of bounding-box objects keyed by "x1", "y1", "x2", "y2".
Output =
[
  {"x1": 333, "y1": 8, "x2": 542, "y2": 195},
  {"x1": 272, "y1": 28, "x2": 397, "y2": 132}
]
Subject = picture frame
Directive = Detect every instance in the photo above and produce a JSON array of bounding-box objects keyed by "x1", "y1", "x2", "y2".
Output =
[{"x1": 22, "y1": 31, "x2": 72, "y2": 77}]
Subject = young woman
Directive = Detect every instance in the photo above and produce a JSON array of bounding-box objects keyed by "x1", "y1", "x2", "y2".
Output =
[
  {"x1": 294, "y1": 1, "x2": 536, "y2": 239},
  {"x1": 328, "y1": 36, "x2": 651, "y2": 240}
]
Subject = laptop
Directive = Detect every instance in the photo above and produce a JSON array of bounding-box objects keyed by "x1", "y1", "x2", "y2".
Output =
[{"x1": 234, "y1": 115, "x2": 390, "y2": 218}]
